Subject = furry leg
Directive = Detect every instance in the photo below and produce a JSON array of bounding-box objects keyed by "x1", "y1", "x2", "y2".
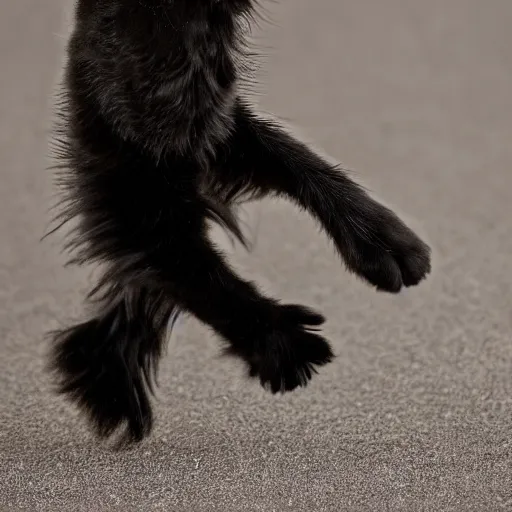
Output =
[
  {"x1": 212, "y1": 99, "x2": 431, "y2": 293},
  {"x1": 50, "y1": 285, "x2": 178, "y2": 445}
]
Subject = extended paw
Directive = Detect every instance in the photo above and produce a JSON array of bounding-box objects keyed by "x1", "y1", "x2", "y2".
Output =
[
  {"x1": 244, "y1": 304, "x2": 334, "y2": 393},
  {"x1": 343, "y1": 202, "x2": 431, "y2": 293}
]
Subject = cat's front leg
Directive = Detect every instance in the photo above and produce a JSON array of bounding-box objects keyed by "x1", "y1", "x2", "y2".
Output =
[{"x1": 214, "y1": 100, "x2": 431, "y2": 292}]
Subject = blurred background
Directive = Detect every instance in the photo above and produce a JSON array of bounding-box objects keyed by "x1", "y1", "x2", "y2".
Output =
[{"x1": 1, "y1": 1, "x2": 511, "y2": 510}]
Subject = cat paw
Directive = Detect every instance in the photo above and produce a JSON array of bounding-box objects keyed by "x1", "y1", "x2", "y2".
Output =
[
  {"x1": 237, "y1": 304, "x2": 334, "y2": 393},
  {"x1": 342, "y1": 202, "x2": 431, "y2": 293}
]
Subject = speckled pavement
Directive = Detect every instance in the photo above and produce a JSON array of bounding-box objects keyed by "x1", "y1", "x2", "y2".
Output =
[{"x1": 1, "y1": 1, "x2": 512, "y2": 510}]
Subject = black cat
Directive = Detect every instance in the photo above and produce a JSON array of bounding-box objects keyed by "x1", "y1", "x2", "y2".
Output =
[{"x1": 49, "y1": 0, "x2": 431, "y2": 444}]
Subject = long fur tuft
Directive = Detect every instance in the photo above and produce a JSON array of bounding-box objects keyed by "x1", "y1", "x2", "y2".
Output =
[{"x1": 49, "y1": 286, "x2": 180, "y2": 445}]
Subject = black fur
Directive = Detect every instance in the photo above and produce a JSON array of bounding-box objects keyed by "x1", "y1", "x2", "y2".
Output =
[{"x1": 48, "y1": 0, "x2": 431, "y2": 444}]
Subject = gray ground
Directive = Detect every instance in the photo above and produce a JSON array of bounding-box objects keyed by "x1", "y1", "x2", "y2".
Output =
[{"x1": 1, "y1": 1, "x2": 512, "y2": 511}]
